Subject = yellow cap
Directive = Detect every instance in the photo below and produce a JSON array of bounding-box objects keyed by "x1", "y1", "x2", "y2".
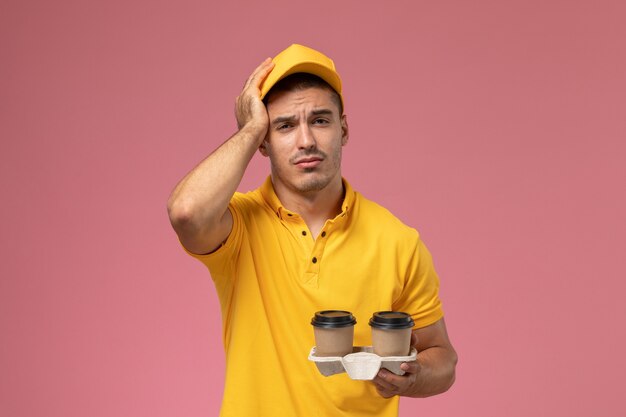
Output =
[{"x1": 260, "y1": 44, "x2": 343, "y2": 108}]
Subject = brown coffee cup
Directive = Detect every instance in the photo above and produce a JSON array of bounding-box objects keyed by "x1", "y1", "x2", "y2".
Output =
[
  {"x1": 369, "y1": 311, "x2": 414, "y2": 357},
  {"x1": 311, "y1": 310, "x2": 356, "y2": 357}
]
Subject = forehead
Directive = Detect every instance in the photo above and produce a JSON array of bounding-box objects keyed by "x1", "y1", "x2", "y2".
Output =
[{"x1": 265, "y1": 87, "x2": 340, "y2": 116}]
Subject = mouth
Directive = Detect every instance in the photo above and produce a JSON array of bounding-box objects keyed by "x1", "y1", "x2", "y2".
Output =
[{"x1": 294, "y1": 157, "x2": 323, "y2": 169}]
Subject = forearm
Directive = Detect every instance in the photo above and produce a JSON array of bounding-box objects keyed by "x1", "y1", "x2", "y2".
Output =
[
  {"x1": 168, "y1": 58, "x2": 274, "y2": 244},
  {"x1": 167, "y1": 124, "x2": 263, "y2": 230},
  {"x1": 406, "y1": 345, "x2": 457, "y2": 398}
]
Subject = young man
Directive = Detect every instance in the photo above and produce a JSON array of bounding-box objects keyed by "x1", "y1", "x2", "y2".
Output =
[{"x1": 167, "y1": 44, "x2": 457, "y2": 416}]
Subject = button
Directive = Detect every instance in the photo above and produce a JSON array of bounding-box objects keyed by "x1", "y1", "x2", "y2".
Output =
[
  {"x1": 312, "y1": 257, "x2": 317, "y2": 263},
  {"x1": 302, "y1": 231, "x2": 307, "y2": 236},
  {"x1": 321, "y1": 231, "x2": 326, "y2": 237}
]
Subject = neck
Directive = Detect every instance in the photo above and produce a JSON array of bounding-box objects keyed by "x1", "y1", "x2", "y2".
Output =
[{"x1": 273, "y1": 174, "x2": 345, "y2": 236}]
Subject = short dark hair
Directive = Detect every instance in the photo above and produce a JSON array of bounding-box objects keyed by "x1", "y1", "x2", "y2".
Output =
[{"x1": 263, "y1": 73, "x2": 343, "y2": 115}]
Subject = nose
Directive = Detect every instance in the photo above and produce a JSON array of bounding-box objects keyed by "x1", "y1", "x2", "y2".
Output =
[{"x1": 296, "y1": 122, "x2": 317, "y2": 150}]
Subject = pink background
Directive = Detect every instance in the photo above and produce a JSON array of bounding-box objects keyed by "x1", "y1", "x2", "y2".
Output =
[{"x1": 2, "y1": 1, "x2": 625, "y2": 416}]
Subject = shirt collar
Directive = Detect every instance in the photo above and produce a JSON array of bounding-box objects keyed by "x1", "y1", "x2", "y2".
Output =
[{"x1": 259, "y1": 176, "x2": 355, "y2": 221}]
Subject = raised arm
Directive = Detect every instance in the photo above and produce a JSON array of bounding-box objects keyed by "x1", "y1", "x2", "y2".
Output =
[{"x1": 167, "y1": 58, "x2": 275, "y2": 254}]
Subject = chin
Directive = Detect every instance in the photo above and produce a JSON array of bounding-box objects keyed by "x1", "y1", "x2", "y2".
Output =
[{"x1": 295, "y1": 176, "x2": 331, "y2": 193}]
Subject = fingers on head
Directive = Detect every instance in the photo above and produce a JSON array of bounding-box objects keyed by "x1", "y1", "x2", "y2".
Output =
[{"x1": 246, "y1": 59, "x2": 274, "y2": 89}]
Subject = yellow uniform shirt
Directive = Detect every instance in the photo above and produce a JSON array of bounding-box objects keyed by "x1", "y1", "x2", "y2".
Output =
[{"x1": 186, "y1": 177, "x2": 444, "y2": 417}]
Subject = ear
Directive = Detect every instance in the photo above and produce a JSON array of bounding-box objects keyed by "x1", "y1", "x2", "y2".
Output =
[
  {"x1": 340, "y1": 114, "x2": 349, "y2": 146},
  {"x1": 258, "y1": 138, "x2": 269, "y2": 157}
]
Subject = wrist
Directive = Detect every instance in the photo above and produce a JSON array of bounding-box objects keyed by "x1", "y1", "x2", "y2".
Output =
[{"x1": 238, "y1": 122, "x2": 268, "y2": 146}]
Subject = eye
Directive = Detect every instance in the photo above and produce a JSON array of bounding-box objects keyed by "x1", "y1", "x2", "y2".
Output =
[
  {"x1": 312, "y1": 118, "x2": 329, "y2": 125},
  {"x1": 277, "y1": 123, "x2": 292, "y2": 130}
]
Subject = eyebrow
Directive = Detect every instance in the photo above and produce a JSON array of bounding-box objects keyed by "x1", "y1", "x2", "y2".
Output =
[
  {"x1": 271, "y1": 108, "x2": 335, "y2": 126},
  {"x1": 311, "y1": 108, "x2": 334, "y2": 117},
  {"x1": 271, "y1": 115, "x2": 296, "y2": 126}
]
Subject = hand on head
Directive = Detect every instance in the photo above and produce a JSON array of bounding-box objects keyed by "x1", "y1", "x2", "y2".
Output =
[{"x1": 235, "y1": 58, "x2": 275, "y2": 141}]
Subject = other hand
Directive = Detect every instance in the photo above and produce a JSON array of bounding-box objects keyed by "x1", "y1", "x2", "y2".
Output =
[{"x1": 372, "y1": 332, "x2": 421, "y2": 398}]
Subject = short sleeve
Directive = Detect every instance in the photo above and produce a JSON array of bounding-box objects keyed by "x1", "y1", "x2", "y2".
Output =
[
  {"x1": 180, "y1": 193, "x2": 247, "y2": 290},
  {"x1": 393, "y1": 236, "x2": 444, "y2": 329}
]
